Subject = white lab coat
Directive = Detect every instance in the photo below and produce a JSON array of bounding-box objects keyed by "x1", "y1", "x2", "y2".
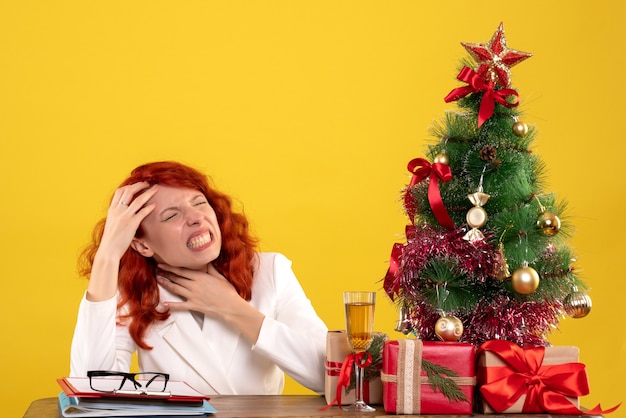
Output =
[{"x1": 70, "y1": 252, "x2": 328, "y2": 395}]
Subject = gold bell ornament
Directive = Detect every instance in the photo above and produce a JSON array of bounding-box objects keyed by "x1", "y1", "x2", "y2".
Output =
[
  {"x1": 394, "y1": 302, "x2": 414, "y2": 335},
  {"x1": 434, "y1": 314, "x2": 464, "y2": 342},
  {"x1": 495, "y1": 242, "x2": 511, "y2": 280}
]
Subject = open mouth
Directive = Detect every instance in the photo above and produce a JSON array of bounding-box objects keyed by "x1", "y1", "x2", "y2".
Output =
[{"x1": 187, "y1": 231, "x2": 212, "y2": 249}]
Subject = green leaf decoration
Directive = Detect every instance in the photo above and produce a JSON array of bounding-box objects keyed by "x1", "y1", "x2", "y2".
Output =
[{"x1": 421, "y1": 358, "x2": 469, "y2": 404}]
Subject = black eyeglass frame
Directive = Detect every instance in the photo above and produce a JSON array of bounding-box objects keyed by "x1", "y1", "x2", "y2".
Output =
[{"x1": 87, "y1": 370, "x2": 170, "y2": 395}]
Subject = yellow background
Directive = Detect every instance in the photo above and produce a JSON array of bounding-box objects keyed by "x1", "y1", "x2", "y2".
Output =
[{"x1": 1, "y1": 1, "x2": 624, "y2": 416}]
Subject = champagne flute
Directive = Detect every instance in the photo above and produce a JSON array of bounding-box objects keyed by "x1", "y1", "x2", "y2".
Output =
[{"x1": 343, "y1": 291, "x2": 376, "y2": 412}]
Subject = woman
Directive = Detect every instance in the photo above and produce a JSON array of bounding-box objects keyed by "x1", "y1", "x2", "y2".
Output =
[{"x1": 70, "y1": 161, "x2": 328, "y2": 395}]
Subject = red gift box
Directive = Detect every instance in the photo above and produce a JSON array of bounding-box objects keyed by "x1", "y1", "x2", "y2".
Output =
[
  {"x1": 381, "y1": 339, "x2": 475, "y2": 414},
  {"x1": 476, "y1": 340, "x2": 621, "y2": 415},
  {"x1": 324, "y1": 330, "x2": 383, "y2": 406}
]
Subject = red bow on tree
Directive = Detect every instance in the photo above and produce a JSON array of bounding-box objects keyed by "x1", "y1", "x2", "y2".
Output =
[
  {"x1": 383, "y1": 243, "x2": 403, "y2": 299},
  {"x1": 444, "y1": 66, "x2": 520, "y2": 127},
  {"x1": 404, "y1": 158, "x2": 454, "y2": 230}
]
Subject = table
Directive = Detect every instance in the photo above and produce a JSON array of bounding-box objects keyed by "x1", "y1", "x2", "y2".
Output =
[{"x1": 23, "y1": 395, "x2": 601, "y2": 417}]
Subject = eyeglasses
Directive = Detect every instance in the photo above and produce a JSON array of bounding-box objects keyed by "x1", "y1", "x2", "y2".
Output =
[{"x1": 87, "y1": 370, "x2": 170, "y2": 395}]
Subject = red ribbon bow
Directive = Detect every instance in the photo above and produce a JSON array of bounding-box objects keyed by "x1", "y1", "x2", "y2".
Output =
[
  {"x1": 444, "y1": 66, "x2": 520, "y2": 127},
  {"x1": 383, "y1": 243, "x2": 403, "y2": 299},
  {"x1": 383, "y1": 225, "x2": 420, "y2": 299},
  {"x1": 323, "y1": 352, "x2": 373, "y2": 410},
  {"x1": 479, "y1": 340, "x2": 620, "y2": 415},
  {"x1": 404, "y1": 158, "x2": 454, "y2": 230}
]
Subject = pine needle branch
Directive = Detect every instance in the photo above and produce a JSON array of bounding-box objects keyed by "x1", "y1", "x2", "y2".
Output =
[{"x1": 421, "y1": 359, "x2": 469, "y2": 403}]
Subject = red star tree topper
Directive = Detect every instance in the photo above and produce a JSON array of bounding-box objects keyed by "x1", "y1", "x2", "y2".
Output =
[{"x1": 462, "y1": 22, "x2": 532, "y2": 88}]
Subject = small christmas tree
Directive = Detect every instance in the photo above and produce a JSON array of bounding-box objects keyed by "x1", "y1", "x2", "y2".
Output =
[{"x1": 383, "y1": 23, "x2": 592, "y2": 347}]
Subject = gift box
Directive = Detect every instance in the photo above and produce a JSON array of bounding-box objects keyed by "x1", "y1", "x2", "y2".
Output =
[
  {"x1": 477, "y1": 340, "x2": 586, "y2": 414},
  {"x1": 381, "y1": 339, "x2": 475, "y2": 414},
  {"x1": 324, "y1": 330, "x2": 384, "y2": 406}
]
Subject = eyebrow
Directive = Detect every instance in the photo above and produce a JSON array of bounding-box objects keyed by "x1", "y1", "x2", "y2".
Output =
[
  {"x1": 190, "y1": 194, "x2": 206, "y2": 203},
  {"x1": 158, "y1": 194, "x2": 206, "y2": 216}
]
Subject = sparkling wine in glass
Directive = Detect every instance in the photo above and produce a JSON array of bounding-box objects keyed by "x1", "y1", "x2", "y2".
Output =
[{"x1": 343, "y1": 291, "x2": 376, "y2": 412}]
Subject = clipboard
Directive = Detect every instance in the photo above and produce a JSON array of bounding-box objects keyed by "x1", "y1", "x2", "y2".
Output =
[{"x1": 58, "y1": 377, "x2": 209, "y2": 403}]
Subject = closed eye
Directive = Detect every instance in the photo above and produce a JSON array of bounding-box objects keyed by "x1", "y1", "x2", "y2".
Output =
[
  {"x1": 191, "y1": 195, "x2": 209, "y2": 206},
  {"x1": 162, "y1": 211, "x2": 179, "y2": 221}
]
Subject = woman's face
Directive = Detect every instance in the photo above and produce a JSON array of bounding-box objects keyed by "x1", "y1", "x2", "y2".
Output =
[{"x1": 133, "y1": 185, "x2": 222, "y2": 270}]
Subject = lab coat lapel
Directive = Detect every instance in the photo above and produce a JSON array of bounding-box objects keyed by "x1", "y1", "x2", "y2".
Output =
[
  {"x1": 161, "y1": 314, "x2": 237, "y2": 394},
  {"x1": 158, "y1": 286, "x2": 240, "y2": 394},
  {"x1": 202, "y1": 314, "x2": 241, "y2": 371}
]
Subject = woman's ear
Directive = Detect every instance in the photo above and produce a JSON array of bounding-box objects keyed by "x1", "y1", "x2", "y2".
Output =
[{"x1": 130, "y1": 238, "x2": 155, "y2": 257}]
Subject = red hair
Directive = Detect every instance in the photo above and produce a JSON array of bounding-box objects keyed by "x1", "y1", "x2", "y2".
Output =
[{"x1": 79, "y1": 161, "x2": 258, "y2": 349}]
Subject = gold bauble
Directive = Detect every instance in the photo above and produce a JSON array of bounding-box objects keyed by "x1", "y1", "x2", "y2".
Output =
[
  {"x1": 512, "y1": 121, "x2": 528, "y2": 136},
  {"x1": 511, "y1": 265, "x2": 540, "y2": 294},
  {"x1": 564, "y1": 291, "x2": 592, "y2": 318},
  {"x1": 537, "y1": 211, "x2": 561, "y2": 236},
  {"x1": 434, "y1": 152, "x2": 449, "y2": 166},
  {"x1": 434, "y1": 315, "x2": 464, "y2": 342}
]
